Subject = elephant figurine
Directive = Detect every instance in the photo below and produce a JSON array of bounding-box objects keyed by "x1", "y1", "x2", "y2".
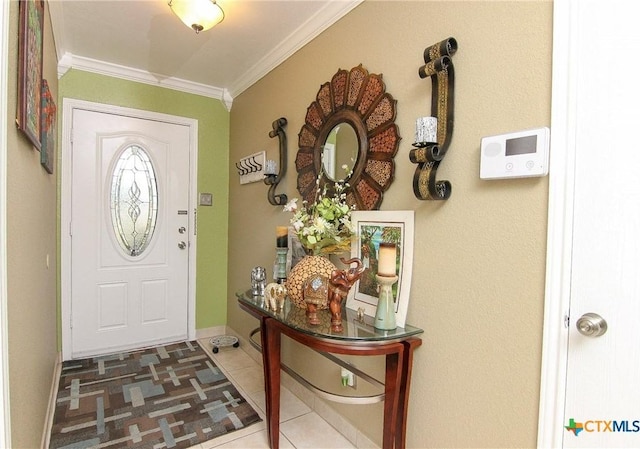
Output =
[
  {"x1": 327, "y1": 258, "x2": 365, "y2": 332},
  {"x1": 265, "y1": 282, "x2": 286, "y2": 311}
]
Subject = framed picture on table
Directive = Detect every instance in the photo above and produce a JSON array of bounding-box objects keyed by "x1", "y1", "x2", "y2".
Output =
[
  {"x1": 286, "y1": 226, "x2": 307, "y2": 274},
  {"x1": 346, "y1": 210, "x2": 414, "y2": 328},
  {"x1": 16, "y1": 0, "x2": 45, "y2": 150}
]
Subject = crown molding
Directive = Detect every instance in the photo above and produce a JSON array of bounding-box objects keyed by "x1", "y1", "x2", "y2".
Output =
[
  {"x1": 57, "y1": 53, "x2": 233, "y2": 111},
  {"x1": 227, "y1": 0, "x2": 363, "y2": 98},
  {"x1": 54, "y1": 0, "x2": 363, "y2": 110}
]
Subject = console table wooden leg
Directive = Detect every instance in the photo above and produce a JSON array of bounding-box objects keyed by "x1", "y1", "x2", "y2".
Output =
[
  {"x1": 383, "y1": 349, "x2": 404, "y2": 449},
  {"x1": 396, "y1": 338, "x2": 422, "y2": 449},
  {"x1": 259, "y1": 317, "x2": 272, "y2": 446},
  {"x1": 263, "y1": 318, "x2": 282, "y2": 449}
]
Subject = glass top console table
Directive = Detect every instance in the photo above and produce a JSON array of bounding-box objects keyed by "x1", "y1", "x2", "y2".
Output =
[{"x1": 236, "y1": 289, "x2": 423, "y2": 449}]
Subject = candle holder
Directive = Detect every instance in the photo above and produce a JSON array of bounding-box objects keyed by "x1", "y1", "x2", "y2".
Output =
[
  {"x1": 410, "y1": 37, "x2": 457, "y2": 201},
  {"x1": 374, "y1": 274, "x2": 398, "y2": 330},
  {"x1": 414, "y1": 116, "x2": 438, "y2": 146},
  {"x1": 251, "y1": 266, "x2": 266, "y2": 296},
  {"x1": 275, "y1": 247, "x2": 288, "y2": 283},
  {"x1": 264, "y1": 117, "x2": 288, "y2": 206}
]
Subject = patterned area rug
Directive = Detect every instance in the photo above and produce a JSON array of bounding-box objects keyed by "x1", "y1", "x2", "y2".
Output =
[{"x1": 49, "y1": 341, "x2": 262, "y2": 449}]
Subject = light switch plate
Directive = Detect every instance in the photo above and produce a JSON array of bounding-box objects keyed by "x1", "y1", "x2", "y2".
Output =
[{"x1": 199, "y1": 193, "x2": 213, "y2": 206}]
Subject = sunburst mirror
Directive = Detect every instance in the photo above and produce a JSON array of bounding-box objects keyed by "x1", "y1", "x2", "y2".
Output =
[{"x1": 295, "y1": 65, "x2": 401, "y2": 210}]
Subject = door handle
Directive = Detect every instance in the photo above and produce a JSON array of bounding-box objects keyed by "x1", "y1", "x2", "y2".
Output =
[
  {"x1": 576, "y1": 312, "x2": 608, "y2": 337},
  {"x1": 178, "y1": 226, "x2": 186, "y2": 234},
  {"x1": 178, "y1": 241, "x2": 187, "y2": 250}
]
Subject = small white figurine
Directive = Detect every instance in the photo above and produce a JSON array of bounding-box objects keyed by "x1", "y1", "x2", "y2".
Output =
[{"x1": 265, "y1": 283, "x2": 287, "y2": 311}]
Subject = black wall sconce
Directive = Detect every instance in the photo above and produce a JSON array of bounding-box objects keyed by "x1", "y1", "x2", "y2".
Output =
[
  {"x1": 264, "y1": 117, "x2": 288, "y2": 206},
  {"x1": 410, "y1": 37, "x2": 457, "y2": 201}
]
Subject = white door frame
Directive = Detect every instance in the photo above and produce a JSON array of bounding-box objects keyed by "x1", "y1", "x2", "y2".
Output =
[
  {"x1": 537, "y1": 0, "x2": 577, "y2": 447},
  {"x1": 61, "y1": 98, "x2": 198, "y2": 361},
  {"x1": 0, "y1": 0, "x2": 11, "y2": 445}
]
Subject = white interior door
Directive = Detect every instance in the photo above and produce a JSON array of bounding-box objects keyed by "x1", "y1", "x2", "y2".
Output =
[
  {"x1": 69, "y1": 108, "x2": 192, "y2": 358},
  {"x1": 564, "y1": 2, "x2": 640, "y2": 446},
  {"x1": 540, "y1": 1, "x2": 640, "y2": 447}
]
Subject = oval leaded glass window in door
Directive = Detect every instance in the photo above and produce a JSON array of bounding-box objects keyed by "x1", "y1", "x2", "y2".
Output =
[{"x1": 110, "y1": 145, "x2": 159, "y2": 257}]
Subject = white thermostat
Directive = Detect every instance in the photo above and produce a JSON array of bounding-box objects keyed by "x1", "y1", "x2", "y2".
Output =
[{"x1": 480, "y1": 127, "x2": 550, "y2": 180}]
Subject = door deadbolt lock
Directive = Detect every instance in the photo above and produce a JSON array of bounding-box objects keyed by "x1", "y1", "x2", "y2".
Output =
[
  {"x1": 178, "y1": 226, "x2": 186, "y2": 234},
  {"x1": 576, "y1": 312, "x2": 608, "y2": 337},
  {"x1": 178, "y1": 241, "x2": 187, "y2": 250}
]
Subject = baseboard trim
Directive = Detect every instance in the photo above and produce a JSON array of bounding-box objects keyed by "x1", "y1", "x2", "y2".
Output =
[
  {"x1": 41, "y1": 352, "x2": 62, "y2": 449},
  {"x1": 195, "y1": 325, "x2": 228, "y2": 341}
]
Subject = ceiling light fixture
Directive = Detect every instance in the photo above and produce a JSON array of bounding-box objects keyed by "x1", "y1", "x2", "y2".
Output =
[{"x1": 168, "y1": 0, "x2": 224, "y2": 34}]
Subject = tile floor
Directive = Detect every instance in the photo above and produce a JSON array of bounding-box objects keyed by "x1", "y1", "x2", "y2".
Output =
[{"x1": 194, "y1": 338, "x2": 358, "y2": 449}]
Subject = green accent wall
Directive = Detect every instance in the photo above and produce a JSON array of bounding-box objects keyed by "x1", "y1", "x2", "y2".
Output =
[{"x1": 58, "y1": 69, "x2": 230, "y2": 341}]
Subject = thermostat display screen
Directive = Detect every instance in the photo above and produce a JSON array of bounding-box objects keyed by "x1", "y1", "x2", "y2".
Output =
[
  {"x1": 506, "y1": 135, "x2": 537, "y2": 156},
  {"x1": 480, "y1": 127, "x2": 549, "y2": 179}
]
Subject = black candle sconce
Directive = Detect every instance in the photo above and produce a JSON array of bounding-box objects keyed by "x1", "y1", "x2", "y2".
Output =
[
  {"x1": 264, "y1": 117, "x2": 288, "y2": 206},
  {"x1": 410, "y1": 37, "x2": 457, "y2": 201}
]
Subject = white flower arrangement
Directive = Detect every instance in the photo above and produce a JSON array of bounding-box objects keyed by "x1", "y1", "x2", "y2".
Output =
[{"x1": 284, "y1": 169, "x2": 355, "y2": 256}]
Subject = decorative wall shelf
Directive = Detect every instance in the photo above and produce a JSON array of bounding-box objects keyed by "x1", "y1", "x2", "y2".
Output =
[
  {"x1": 410, "y1": 37, "x2": 458, "y2": 201},
  {"x1": 236, "y1": 151, "x2": 265, "y2": 184}
]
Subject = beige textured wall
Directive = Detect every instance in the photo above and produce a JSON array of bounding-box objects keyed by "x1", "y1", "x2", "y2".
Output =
[
  {"x1": 6, "y1": 1, "x2": 59, "y2": 447},
  {"x1": 228, "y1": 1, "x2": 552, "y2": 448}
]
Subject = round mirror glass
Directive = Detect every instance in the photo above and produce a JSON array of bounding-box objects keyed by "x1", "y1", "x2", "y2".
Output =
[{"x1": 321, "y1": 123, "x2": 358, "y2": 181}]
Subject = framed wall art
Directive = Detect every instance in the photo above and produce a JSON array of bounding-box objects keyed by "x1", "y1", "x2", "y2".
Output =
[
  {"x1": 17, "y1": 0, "x2": 45, "y2": 150},
  {"x1": 346, "y1": 210, "x2": 414, "y2": 328},
  {"x1": 40, "y1": 79, "x2": 56, "y2": 174}
]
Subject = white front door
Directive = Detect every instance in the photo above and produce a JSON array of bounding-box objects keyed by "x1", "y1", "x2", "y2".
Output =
[
  {"x1": 66, "y1": 106, "x2": 194, "y2": 359},
  {"x1": 539, "y1": 1, "x2": 640, "y2": 447}
]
